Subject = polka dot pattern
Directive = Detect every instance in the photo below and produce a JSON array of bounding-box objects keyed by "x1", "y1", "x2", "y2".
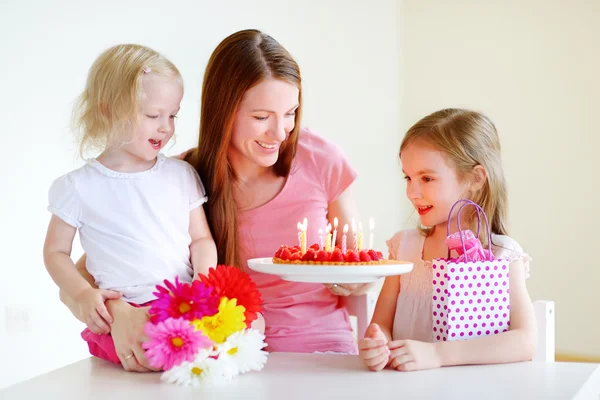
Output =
[{"x1": 431, "y1": 259, "x2": 510, "y2": 342}]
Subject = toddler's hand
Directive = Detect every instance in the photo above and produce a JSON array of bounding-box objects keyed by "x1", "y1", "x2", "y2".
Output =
[
  {"x1": 74, "y1": 287, "x2": 122, "y2": 334},
  {"x1": 358, "y1": 323, "x2": 390, "y2": 372},
  {"x1": 388, "y1": 339, "x2": 441, "y2": 371}
]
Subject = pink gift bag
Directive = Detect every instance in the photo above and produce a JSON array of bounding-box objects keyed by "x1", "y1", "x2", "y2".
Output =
[{"x1": 431, "y1": 199, "x2": 510, "y2": 342}]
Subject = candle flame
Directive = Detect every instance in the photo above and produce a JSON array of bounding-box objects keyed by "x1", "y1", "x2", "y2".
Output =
[{"x1": 343, "y1": 224, "x2": 349, "y2": 234}]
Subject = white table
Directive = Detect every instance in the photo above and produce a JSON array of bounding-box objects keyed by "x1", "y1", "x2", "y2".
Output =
[{"x1": 2, "y1": 353, "x2": 599, "y2": 399}]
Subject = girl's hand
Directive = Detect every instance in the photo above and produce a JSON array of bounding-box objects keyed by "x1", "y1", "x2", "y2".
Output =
[
  {"x1": 74, "y1": 287, "x2": 122, "y2": 334},
  {"x1": 108, "y1": 301, "x2": 159, "y2": 372},
  {"x1": 388, "y1": 339, "x2": 442, "y2": 371},
  {"x1": 358, "y1": 323, "x2": 390, "y2": 371}
]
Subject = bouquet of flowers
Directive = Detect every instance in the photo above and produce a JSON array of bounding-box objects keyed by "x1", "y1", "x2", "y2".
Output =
[{"x1": 142, "y1": 265, "x2": 267, "y2": 386}]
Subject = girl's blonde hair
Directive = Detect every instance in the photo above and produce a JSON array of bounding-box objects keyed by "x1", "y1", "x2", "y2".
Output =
[
  {"x1": 400, "y1": 108, "x2": 509, "y2": 239},
  {"x1": 73, "y1": 44, "x2": 182, "y2": 158}
]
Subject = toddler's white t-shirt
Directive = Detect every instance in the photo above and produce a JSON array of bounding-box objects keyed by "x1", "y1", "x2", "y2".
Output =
[{"x1": 48, "y1": 154, "x2": 207, "y2": 304}]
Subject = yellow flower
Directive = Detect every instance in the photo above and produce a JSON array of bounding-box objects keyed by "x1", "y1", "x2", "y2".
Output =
[{"x1": 192, "y1": 297, "x2": 246, "y2": 343}]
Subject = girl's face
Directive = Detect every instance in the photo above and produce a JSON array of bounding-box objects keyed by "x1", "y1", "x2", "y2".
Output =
[
  {"x1": 401, "y1": 141, "x2": 470, "y2": 229},
  {"x1": 229, "y1": 78, "x2": 299, "y2": 172},
  {"x1": 123, "y1": 74, "x2": 183, "y2": 161}
]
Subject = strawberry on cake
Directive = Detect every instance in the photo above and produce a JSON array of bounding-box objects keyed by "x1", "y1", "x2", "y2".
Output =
[{"x1": 273, "y1": 243, "x2": 385, "y2": 265}]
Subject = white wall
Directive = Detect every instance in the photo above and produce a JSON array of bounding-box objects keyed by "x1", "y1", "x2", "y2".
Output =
[
  {"x1": 0, "y1": 0, "x2": 403, "y2": 388},
  {"x1": 400, "y1": 0, "x2": 600, "y2": 358}
]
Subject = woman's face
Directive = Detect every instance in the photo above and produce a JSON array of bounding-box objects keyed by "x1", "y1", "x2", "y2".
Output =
[{"x1": 229, "y1": 78, "x2": 299, "y2": 172}]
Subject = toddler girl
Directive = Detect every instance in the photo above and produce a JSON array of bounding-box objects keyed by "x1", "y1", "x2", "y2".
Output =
[{"x1": 43, "y1": 44, "x2": 217, "y2": 366}]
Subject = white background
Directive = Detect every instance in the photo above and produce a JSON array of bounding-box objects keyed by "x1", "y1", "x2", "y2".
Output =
[{"x1": 0, "y1": 0, "x2": 597, "y2": 389}]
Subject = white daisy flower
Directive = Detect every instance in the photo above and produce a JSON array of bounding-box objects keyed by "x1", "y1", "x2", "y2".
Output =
[
  {"x1": 160, "y1": 350, "x2": 230, "y2": 387},
  {"x1": 216, "y1": 329, "x2": 268, "y2": 375}
]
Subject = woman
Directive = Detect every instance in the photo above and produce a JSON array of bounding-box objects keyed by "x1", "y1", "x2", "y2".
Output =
[{"x1": 62, "y1": 29, "x2": 369, "y2": 372}]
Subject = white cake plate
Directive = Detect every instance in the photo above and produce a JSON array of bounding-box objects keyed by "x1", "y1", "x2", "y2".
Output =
[{"x1": 247, "y1": 258, "x2": 414, "y2": 284}]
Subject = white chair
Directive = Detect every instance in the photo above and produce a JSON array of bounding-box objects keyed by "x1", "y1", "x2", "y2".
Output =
[{"x1": 346, "y1": 294, "x2": 555, "y2": 362}]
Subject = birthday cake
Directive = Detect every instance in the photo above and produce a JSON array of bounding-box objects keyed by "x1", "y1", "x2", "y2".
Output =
[
  {"x1": 273, "y1": 244, "x2": 384, "y2": 265},
  {"x1": 273, "y1": 217, "x2": 385, "y2": 265}
]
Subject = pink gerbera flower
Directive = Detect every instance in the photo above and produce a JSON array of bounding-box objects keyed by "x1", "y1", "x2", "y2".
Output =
[
  {"x1": 149, "y1": 277, "x2": 219, "y2": 323},
  {"x1": 143, "y1": 317, "x2": 213, "y2": 370}
]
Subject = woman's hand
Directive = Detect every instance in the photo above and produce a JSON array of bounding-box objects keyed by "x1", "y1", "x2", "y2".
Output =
[
  {"x1": 107, "y1": 300, "x2": 159, "y2": 372},
  {"x1": 325, "y1": 283, "x2": 373, "y2": 296}
]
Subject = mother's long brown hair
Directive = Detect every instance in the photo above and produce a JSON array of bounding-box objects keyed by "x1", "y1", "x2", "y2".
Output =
[{"x1": 186, "y1": 29, "x2": 303, "y2": 267}]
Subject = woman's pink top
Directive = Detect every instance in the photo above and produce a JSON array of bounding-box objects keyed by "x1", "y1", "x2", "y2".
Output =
[{"x1": 238, "y1": 127, "x2": 358, "y2": 354}]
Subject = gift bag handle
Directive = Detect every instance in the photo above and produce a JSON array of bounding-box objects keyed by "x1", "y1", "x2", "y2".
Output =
[{"x1": 446, "y1": 199, "x2": 492, "y2": 260}]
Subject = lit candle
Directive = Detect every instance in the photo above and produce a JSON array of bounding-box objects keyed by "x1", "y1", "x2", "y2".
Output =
[
  {"x1": 297, "y1": 222, "x2": 303, "y2": 249},
  {"x1": 325, "y1": 223, "x2": 332, "y2": 251},
  {"x1": 352, "y1": 218, "x2": 358, "y2": 252},
  {"x1": 301, "y1": 218, "x2": 307, "y2": 254},
  {"x1": 358, "y1": 221, "x2": 363, "y2": 251},
  {"x1": 318, "y1": 228, "x2": 323, "y2": 249},
  {"x1": 342, "y1": 224, "x2": 349, "y2": 253},
  {"x1": 332, "y1": 217, "x2": 338, "y2": 249},
  {"x1": 368, "y1": 218, "x2": 375, "y2": 249}
]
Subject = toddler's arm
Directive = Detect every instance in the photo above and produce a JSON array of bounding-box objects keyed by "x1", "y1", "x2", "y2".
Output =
[
  {"x1": 189, "y1": 206, "x2": 218, "y2": 278},
  {"x1": 44, "y1": 215, "x2": 95, "y2": 299},
  {"x1": 44, "y1": 216, "x2": 120, "y2": 332}
]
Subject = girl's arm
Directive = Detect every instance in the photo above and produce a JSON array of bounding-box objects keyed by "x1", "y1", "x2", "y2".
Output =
[
  {"x1": 433, "y1": 258, "x2": 537, "y2": 366},
  {"x1": 189, "y1": 206, "x2": 218, "y2": 279},
  {"x1": 370, "y1": 276, "x2": 401, "y2": 343},
  {"x1": 358, "y1": 275, "x2": 399, "y2": 371}
]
